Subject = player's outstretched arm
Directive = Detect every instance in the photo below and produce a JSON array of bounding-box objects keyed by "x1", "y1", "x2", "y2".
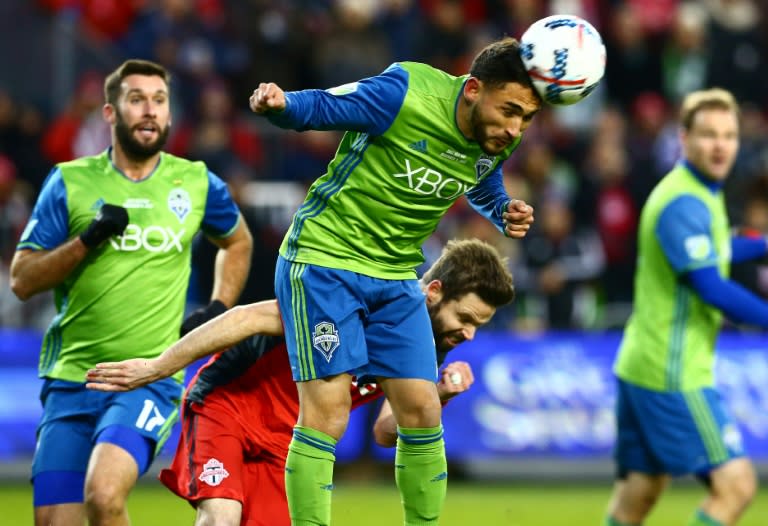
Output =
[
  {"x1": 372, "y1": 361, "x2": 475, "y2": 447},
  {"x1": 85, "y1": 299, "x2": 283, "y2": 391}
]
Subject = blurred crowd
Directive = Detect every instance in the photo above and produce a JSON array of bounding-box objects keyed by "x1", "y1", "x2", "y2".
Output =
[{"x1": 1, "y1": 0, "x2": 767, "y2": 331}]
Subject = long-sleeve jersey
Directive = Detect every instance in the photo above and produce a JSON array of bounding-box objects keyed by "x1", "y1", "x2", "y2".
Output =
[
  {"x1": 615, "y1": 160, "x2": 768, "y2": 391},
  {"x1": 266, "y1": 62, "x2": 521, "y2": 279}
]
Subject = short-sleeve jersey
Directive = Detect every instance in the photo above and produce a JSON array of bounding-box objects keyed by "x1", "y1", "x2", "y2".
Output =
[
  {"x1": 17, "y1": 150, "x2": 240, "y2": 382},
  {"x1": 275, "y1": 62, "x2": 520, "y2": 279},
  {"x1": 614, "y1": 163, "x2": 730, "y2": 391}
]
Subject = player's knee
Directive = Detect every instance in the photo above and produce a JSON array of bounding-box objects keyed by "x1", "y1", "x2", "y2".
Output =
[
  {"x1": 84, "y1": 481, "x2": 127, "y2": 521},
  {"x1": 299, "y1": 404, "x2": 350, "y2": 439},
  {"x1": 299, "y1": 389, "x2": 352, "y2": 438},
  {"x1": 711, "y1": 459, "x2": 758, "y2": 511},
  {"x1": 395, "y1": 398, "x2": 442, "y2": 428},
  {"x1": 733, "y1": 479, "x2": 757, "y2": 511},
  {"x1": 722, "y1": 467, "x2": 757, "y2": 509},
  {"x1": 608, "y1": 478, "x2": 662, "y2": 524}
]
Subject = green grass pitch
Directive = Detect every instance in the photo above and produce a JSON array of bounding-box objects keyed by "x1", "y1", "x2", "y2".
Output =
[{"x1": 1, "y1": 480, "x2": 766, "y2": 525}]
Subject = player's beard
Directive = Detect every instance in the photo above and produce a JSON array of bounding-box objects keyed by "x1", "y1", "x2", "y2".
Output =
[
  {"x1": 428, "y1": 301, "x2": 464, "y2": 353},
  {"x1": 469, "y1": 105, "x2": 507, "y2": 156},
  {"x1": 114, "y1": 110, "x2": 170, "y2": 161}
]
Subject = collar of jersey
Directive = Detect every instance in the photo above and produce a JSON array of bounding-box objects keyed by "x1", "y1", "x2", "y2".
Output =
[
  {"x1": 680, "y1": 158, "x2": 723, "y2": 194},
  {"x1": 107, "y1": 146, "x2": 162, "y2": 183}
]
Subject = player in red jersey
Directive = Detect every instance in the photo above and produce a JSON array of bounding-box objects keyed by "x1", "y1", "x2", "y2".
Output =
[{"x1": 87, "y1": 239, "x2": 514, "y2": 526}]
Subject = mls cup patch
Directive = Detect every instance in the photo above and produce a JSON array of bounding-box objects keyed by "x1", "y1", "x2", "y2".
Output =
[
  {"x1": 168, "y1": 188, "x2": 191, "y2": 223},
  {"x1": 313, "y1": 321, "x2": 340, "y2": 362},
  {"x1": 198, "y1": 458, "x2": 230, "y2": 487}
]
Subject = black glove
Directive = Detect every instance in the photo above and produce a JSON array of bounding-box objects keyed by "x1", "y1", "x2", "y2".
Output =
[
  {"x1": 79, "y1": 204, "x2": 129, "y2": 248},
  {"x1": 180, "y1": 300, "x2": 228, "y2": 336}
]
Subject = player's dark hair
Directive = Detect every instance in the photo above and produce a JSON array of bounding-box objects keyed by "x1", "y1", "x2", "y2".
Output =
[
  {"x1": 104, "y1": 59, "x2": 171, "y2": 106},
  {"x1": 421, "y1": 239, "x2": 514, "y2": 307},
  {"x1": 469, "y1": 37, "x2": 539, "y2": 98}
]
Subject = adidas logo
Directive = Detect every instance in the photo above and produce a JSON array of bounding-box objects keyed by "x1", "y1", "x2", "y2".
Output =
[
  {"x1": 90, "y1": 198, "x2": 105, "y2": 211},
  {"x1": 408, "y1": 139, "x2": 427, "y2": 153}
]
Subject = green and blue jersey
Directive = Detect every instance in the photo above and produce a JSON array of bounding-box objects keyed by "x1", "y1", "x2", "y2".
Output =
[
  {"x1": 615, "y1": 161, "x2": 731, "y2": 391},
  {"x1": 267, "y1": 62, "x2": 520, "y2": 279},
  {"x1": 18, "y1": 149, "x2": 240, "y2": 383}
]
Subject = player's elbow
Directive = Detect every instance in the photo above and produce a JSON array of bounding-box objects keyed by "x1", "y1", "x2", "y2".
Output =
[
  {"x1": 9, "y1": 253, "x2": 38, "y2": 300},
  {"x1": 10, "y1": 275, "x2": 34, "y2": 301},
  {"x1": 243, "y1": 300, "x2": 284, "y2": 336},
  {"x1": 373, "y1": 422, "x2": 397, "y2": 448}
]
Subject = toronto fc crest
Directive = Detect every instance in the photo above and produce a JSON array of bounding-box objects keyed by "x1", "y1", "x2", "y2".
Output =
[{"x1": 198, "y1": 458, "x2": 229, "y2": 487}]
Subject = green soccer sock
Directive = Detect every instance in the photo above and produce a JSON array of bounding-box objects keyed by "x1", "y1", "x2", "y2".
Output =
[
  {"x1": 687, "y1": 509, "x2": 725, "y2": 526},
  {"x1": 285, "y1": 425, "x2": 337, "y2": 526},
  {"x1": 394, "y1": 425, "x2": 447, "y2": 526}
]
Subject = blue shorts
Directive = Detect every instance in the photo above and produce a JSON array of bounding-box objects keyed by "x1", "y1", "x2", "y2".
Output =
[
  {"x1": 614, "y1": 378, "x2": 745, "y2": 477},
  {"x1": 31, "y1": 377, "x2": 182, "y2": 478},
  {"x1": 275, "y1": 256, "x2": 437, "y2": 382}
]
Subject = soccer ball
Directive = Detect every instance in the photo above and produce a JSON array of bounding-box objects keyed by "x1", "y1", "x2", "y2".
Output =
[{"x1": 520, "y1": 14, "x2": 606, "y2": 106}]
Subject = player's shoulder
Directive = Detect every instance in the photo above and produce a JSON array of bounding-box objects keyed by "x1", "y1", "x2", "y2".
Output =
[
  {"x1": 397, "y1": 61, "x2": 459, "y2": 85},
  {"x1": 394, "y1": 62, "x2": 464, "y2": 105},
  {"x1": 57, "y1": 150, "x2": 109, "y2": 174},
  {"x1": 159, "y1": 151, "x2": 208, "y2": 175},
  {"x1": 397, "y1": 61, "x2": 450, "y2": 77},
  {"x1": 654, "y1": 165, "x2": 715, "y2": 210}
]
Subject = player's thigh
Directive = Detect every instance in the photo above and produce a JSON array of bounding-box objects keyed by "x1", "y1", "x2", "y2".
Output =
[
  {"x1": 33, "y1": 380, "x2": 100, "y2": 478},
  {"x1": 176, "y1": 407, "x2": 249, "y2": 503},
  {"x1": 616, "y1": 380, "x2": 744, "y2": 476},
  {"x1": 98, "y1": 378, "x2": 183, "y2": 462},
  {"x1": 614, "y1": 379, "x2": 661, "y2": 476},
  {"x1": 34, "y1": 503, "x2": 85, "y2": 526},
  {"x1": 32, "y1": 416, "x2": 93, "y2": 481},
  {"x1": 275, "y1": 257, "x2": 367, "y2": 381},
  {"x1": 379, "y1": 378, "x2": 441, "y2": 428},
  {"x1": 33, "y1": 427, "x2": 90, "y2": 509},
  {"x1": 296, "y1": 373, "x2": 354, "y2": 437},
  {"x1": 607, "y1": 472, "x2": 670, "y2": 520},
  {"x1": 195, "y1": 498, "x2": 242, "y2": 526},
  {"x1": 32, "y1": 381, "x2": 99, "y2": 507},
  {"x1": 241, "y1": 456, "x2": 291, "y2": 526},
  {"x1": 363, "y1": 277, "x2": 437, "y2": 382},
  {"x1": 84, "y1": 442, "x2": 140, "y2": 502}
]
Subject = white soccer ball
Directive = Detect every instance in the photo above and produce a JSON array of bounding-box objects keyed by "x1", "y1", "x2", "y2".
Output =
[{"x1": 520, "y1": 14, "x2": 606, "y2": 106}]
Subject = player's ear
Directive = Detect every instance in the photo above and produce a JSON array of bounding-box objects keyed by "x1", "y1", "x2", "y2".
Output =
[
  {"x1": 103, "y1": 103, "x2": 116, "y2": 125},
  {"x1": 425, "y1": 280, "x2": 443, "y2": 306},
  {"x1": 463, "y1": 77, "x2": 482, "y2": 103}
]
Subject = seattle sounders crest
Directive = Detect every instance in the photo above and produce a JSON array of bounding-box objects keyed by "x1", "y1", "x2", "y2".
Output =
[
  {"x1": 312, "y1": 322, "x2": 340, "y2": 362},
  {"x1": 168, "y1": 188, "x2": 191, "y2": 223}
]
